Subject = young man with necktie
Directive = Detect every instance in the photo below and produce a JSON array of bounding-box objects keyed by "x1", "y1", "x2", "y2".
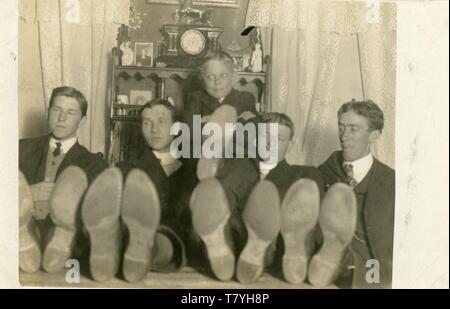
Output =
[
  {"x1": 19, "y1": 86, "x2": 108, "y2": 273},
  {"x1": 315, "y1": 99, "x2": 395, "y2": 288}
]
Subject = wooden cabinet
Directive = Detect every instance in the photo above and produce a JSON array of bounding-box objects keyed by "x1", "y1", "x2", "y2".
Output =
[{"x1": 107, "y1": 48, "x2": 268, "y2": 165}]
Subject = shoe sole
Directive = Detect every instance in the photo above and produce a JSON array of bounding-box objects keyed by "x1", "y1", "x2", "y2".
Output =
[
  {"x1": 121, "y1": 169, "x2": 161, "y2": 283},
  {"x1": 280, "y1": 178, "x2": 320, "y2": 284},
  {"x1": 81, "y1": 167, "x2": 123, "y2": 282},
  {"x1": 43, "y1": 166, "x2": 88, "y2": 273},
  {"x1": 19, "y1": 171, "x2": 41, "y2": 273},
  {"x1": 190, "y1": 178, "x2": 234, "y2": 281},
  {"x1": 237, "y1": 180, "x2": 280, "y2": 284},
  {"x1": 308, "y1": 183, "x2": 356, "y2": 287}
]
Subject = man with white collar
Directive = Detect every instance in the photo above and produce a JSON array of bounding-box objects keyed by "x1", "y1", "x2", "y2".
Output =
[
  {"x1": 81, "y1": 99, "x2": 190, "y2": 282},
  {"x1": 19, "y1": 86, "x2": 108, "y2": 273},
  {"x1": 315, "y1": 99, "x2": 395, "y2": 288}
]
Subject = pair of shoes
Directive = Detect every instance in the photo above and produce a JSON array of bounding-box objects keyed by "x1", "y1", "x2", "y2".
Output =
[
  {"x1": 81, "y1": 167, "x2": 160, "y2": 283},
  {"x1": 190, "y1": 179, "x2": 281, "y2": 283},
  {"x1": 235, "y1": 179, "x2": 321, "y2": 284},
  {"x1": 19, "y1": 167, "x2": 88, "y2": 273}
]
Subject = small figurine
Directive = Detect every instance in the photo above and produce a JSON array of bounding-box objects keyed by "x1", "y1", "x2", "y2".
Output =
[
  {"x1": 242, "y1": 53, "x2": 251, "y2": 71},
  {"x1": 120, "y1": 41, "x2": 134, "y2": 66},
  {"x1": 250, "y1": 43, "x2": 263, "y2": 72}
]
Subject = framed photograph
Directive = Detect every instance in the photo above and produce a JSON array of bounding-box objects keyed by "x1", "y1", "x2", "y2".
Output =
[
  {"x1": 129, "y1": 90, "x2": 153, "y2": 106},
  {"x1": 134, "y1": 42, "x2": 154, "y2": 67},
  {"x1": 146, "y1": 0, "x2": 241, "y2": 8}
]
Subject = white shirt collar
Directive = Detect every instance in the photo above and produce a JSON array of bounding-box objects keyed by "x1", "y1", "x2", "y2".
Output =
[
  {"x1": 153, "y1": 150, "x2": 178, "y2": 166},
  {"x1": 218, "y1": 97, "x2": 225, "y2": 103},
  {"x1": 259, "y1": 160, "x2": 278, "y2": 179},
  {"x1": 49, "y1": 136, "x2": 77, "y2": 154},
  {"x1": 343, "y1": 153, "x2": 373, "y2": 183}
]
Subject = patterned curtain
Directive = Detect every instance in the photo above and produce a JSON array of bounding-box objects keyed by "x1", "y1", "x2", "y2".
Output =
[
  {"x1": 245, "y1": 0, "x2": 396, "y2": 168},
  {"x1": 21, "y1": 0, "x2": 130, "y2": 154}
]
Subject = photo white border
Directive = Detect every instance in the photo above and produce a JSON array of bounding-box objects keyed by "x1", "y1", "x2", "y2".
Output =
[{"x1": 1, "y1": 0, "x2": 448, "y2": 288}]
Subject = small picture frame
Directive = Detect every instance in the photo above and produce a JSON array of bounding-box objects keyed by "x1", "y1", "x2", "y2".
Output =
[
  {"x1": 129, "y1": 90, "x2": 153, "y2": 106},
  {"x1": 134, "y1": 42, "x2": 154, "y2": 67}
]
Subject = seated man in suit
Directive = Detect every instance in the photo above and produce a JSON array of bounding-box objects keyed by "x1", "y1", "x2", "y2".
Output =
[
  {"x1": 80, "y1": 99, "x2": 191, "y2": 282},
  {"x1": 309, "y1": 99, "x2": 395, "y2": 288},
  {"x1": 19, "y1": 86, "x2": 108, "y2": 273}
]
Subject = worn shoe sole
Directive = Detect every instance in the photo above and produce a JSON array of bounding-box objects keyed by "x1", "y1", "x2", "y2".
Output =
[
  {"x1": 308, "y1": 183, "x2": 356, "y2": 287},
  {"x1": 19, "y1": 171, "x2": 41, "y2": 273},
  {"x1": 190, "y1": 178, "x2": 234, "y2": 281},
  {"x1": 43, "y1": 166, "x2": 88, "y2": 273},
  {"x1": 236, "y1": 180, "x2": 281, "y2": 284},
  {"x1": 81, "y1": 167, "x2": 123, "y2": 282},
  {"x1": 280, "y1": 178, "x2": 320, "y2": 284},
  {"x1": 121, "y1": 169, "x2": 161, "y2": 283}
]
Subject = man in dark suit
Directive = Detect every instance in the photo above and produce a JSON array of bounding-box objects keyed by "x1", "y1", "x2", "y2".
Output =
[
  {"x1": 310, "y1": 100, "x2": 395, "y2": 288},
  {"x1": 19, "y1": 86, "x2": 107, "y2": 273}
]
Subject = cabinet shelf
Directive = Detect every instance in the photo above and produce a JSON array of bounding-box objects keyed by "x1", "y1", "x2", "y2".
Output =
[
  {"x1": 111, "y1": 116, "x2": 140, "y2": 122},
  {"x1": 113, "y1": 104, "x2": 145, "y2": 109}
]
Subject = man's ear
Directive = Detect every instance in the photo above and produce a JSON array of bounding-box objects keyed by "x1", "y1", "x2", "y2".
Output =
[
  {"x1": 369, "y1": 129, "x2": 381, "y2": 144},
  {"x1": 78, "y1": 116, "x2": 87, "y2": 129}
]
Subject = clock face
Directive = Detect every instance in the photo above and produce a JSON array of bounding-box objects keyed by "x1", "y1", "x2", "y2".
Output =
[{"x1": 180, "y1": 30, "x2": 206, "y2": 56}]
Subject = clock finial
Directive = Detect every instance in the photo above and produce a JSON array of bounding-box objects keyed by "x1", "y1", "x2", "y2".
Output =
[{"x1": 176, "y1": 0, "x2": 213, "y2": 26}]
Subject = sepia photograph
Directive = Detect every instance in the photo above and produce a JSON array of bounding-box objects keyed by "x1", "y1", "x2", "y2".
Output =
[
  {"x1": 10, "y1": 0, "x2": 448, "y2": 293},
  {"x1": 134, "y1": 42, "x2": 154, "y2": 67}
]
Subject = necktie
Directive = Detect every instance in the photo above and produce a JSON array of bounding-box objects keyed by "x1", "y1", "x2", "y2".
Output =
[
  {"x1": 53, "y1": 142, "x2": 62, "y2": 157},
  {"x1": 343, "y1": 163, "x2": 358, "y2": 188}
]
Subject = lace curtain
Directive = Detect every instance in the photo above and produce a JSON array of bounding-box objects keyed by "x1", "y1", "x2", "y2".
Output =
[
  {"x1": 245, "y1": 0, "x2": 396, "y2": 168},
  {"x1": 20, "y1": 0, "x2": 130, "y2": 154}
]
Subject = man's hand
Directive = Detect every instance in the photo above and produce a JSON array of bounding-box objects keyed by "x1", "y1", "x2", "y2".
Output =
[
  {"x1": 201, "y1": 115, "x2": 212, "y2": 123},
  {"x1": 30, "y1": 182, "x2": 54, "y2": 202},
  {"x1": 238, "y1": 111, "x2": 257, "y2": 122},
  {"x1": 30, "y1": 182, "x2": 54, "y2": 220}
]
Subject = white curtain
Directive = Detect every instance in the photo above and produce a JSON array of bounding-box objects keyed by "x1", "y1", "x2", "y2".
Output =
[
  {"x1": 245, "y1": 0, "x2": 396, "y2": 167},
  {"x1": 21, "y1": 0, "x2": 130, "y2": 154}
]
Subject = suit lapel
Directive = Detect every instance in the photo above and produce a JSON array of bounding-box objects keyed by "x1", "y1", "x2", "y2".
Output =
[
  {"x1": 202, "y1": 91, "x2": 220, "y2": 115},
  {"x1": 363, "y1": 160, "x2": 386, "y2": 256},
  {"x1": 34, "y1": 136, "x2": 50, "y2": 183}
]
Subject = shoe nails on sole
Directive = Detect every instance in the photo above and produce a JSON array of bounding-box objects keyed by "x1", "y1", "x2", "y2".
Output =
[
  {"x1": 190, "y1": 178, "x2": 234, "y2": 281},
  {"x1": 281, "y1": 178, "x2": 320, "y2": 284},
  {"x1": 81, "y1": 167, "x2": 123, "y2": 282},
  {"x1": 19, "y1": 171, "x2": 41, "y2": 273},
  {"x1": 43, "y1": 166, "x2": 88, "y2": 273},
  {"x1": 237, "y1": 180, "x2": 280, "y2": 284},
  {"x1": 307, "y1": 183, "x2": 356, "y2": 287},
  {"x1": 121, "y1": 169, "x2": 161, "y2": 283}
]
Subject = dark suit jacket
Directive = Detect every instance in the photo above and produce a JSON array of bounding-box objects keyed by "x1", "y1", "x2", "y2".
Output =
[
  {"x1": 265, "y1": 160, "x2": 325, "y2": 202},
  {"x1": 19, "y1": 135, "x2": 108, "y2": 185},
  {"x1": 319, "y1": 151, "x2": 395, "y2": 288},
  {"x1": 183, "y1": 88, "x2": 257, "y2": 129}
]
